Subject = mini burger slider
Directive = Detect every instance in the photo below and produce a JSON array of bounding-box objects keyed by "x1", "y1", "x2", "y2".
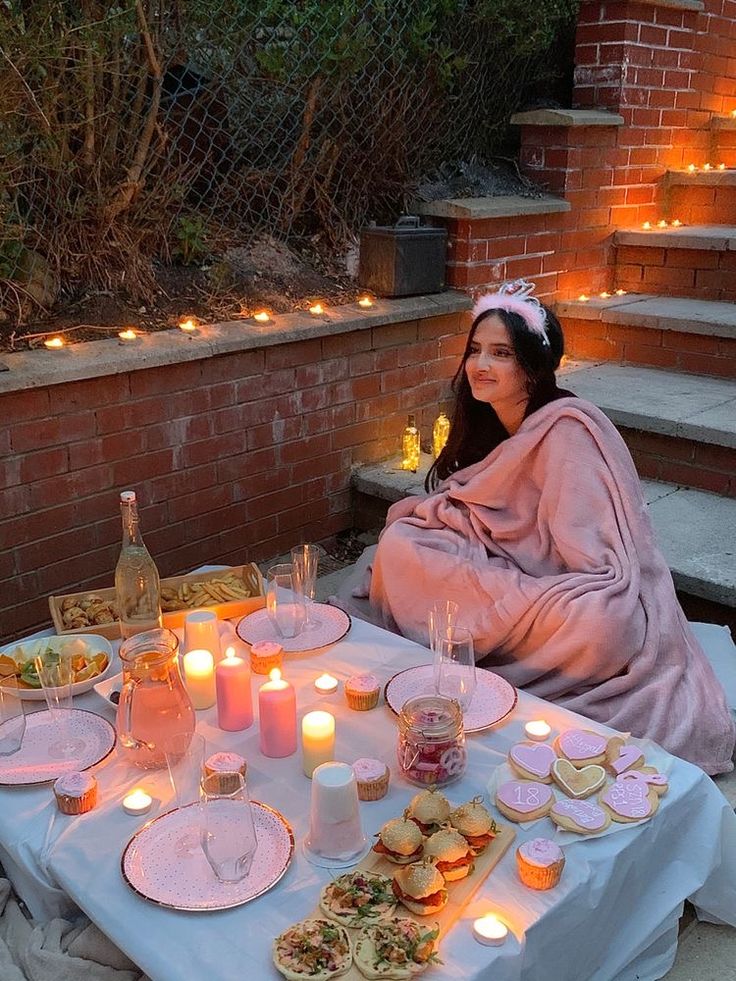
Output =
[
  {"x1": 423, "y1": 828, "x2": 474, "y2": 881},
  {"x1": 449, "y1": 796, "x2": 497, "y2": 855},
  {"x1": 392, "y1": 860, "x2": 448, "y2": 916},
  {"x1": 407, "y1": 788, "x2": 451, "y2": 835},
  {"x1": 373, "y1": 814, "x2": 424, "y2": 865}
]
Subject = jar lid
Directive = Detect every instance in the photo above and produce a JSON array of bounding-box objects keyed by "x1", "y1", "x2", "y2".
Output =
[{"x1": 399, "y1": 695, "x2": 463, "y2": 737}]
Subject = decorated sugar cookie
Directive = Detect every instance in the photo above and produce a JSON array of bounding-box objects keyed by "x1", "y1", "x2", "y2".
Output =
[
  {"x1": 599, "y1": 770, "x2": 665, "y2": 823},
  {"x1": 604, "y1": 736, "x2": 645, "y2": 776},
  {"x1": 554, "y1": 729, "x2": 608, "y2": 767},
  {"x1": 634, "y1": 766, "x2": 669, "y2": 796},
  {"x1": 550, "y1": 798, "x2": 611, "y2": 835},
  {"x1": 508, "y1": 742, "x2": 557, "y2": 783},
  {"x1": 495, "y1": 780, "x2": 553, "y2": 823},
  {"x1": 551, "y1": 758, "x2": 606, "y2": 799}
]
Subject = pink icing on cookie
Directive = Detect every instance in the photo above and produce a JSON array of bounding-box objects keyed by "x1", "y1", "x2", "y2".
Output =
[
  {"x1": 352, "y1": 758, "x2": 386, "y2": 781},
  {"x1": 609, "y1": 744, "x2": 644, "y2": 775},
  {"x1": 346, "y1": 673, "x2": 379, "y2": 692},
  {"x1": 619, "y1": 770, "x2": 667, "y2": 788},
  {"x1": 497, "y1": 780, "x2": 552, "y2": 814},
  {"x1": 206, "y1": 752, "x2": 245, "y2": 772},
  {"x1": 558, "y1": 729, "x2": 607, "y2": 760},
  {"x1": 250, "y1": 641, "x2": 283, "y2": 658},
  {"x1": 551, "y1": 799, "x2": 608, "y2": 830},
  {"x1": 601, "y1": 777, "x2": 654, "y2": 819},
  {"x1": 518, "y1": 837, "x2": 563, "y2": 867},
  {"x1": 54, "y1": 771, "x2": 95, "y2": 796},
  {"x1": 509, "y1": 742, "x2": 556, "y2": 779}
]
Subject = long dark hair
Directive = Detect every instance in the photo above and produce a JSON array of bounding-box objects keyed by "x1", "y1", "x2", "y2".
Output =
[{"x1": 425, "y1": 303, "x2": 567, "y2": 490}]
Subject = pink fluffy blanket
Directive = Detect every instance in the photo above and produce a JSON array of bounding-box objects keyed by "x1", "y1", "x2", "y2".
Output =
[{"x1": 348, "y1": 398, "x2": 735, "y2": 774}]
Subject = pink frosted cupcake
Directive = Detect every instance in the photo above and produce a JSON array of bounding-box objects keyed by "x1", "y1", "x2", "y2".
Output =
[
  {"x1": 53, "y1": 771, "x2": 98, "y2": 815},
  {"x1": 249, "y1": 641, "x2": 283, "y2": 675},
  {"x1": 516, "y1": 837, "x2": 565, "y2": 890},
  {"x1": 353, "y1": 758, "x2": 390, "y2": 800},
  {"x1": 205, "y1": 752, "x2": 247, "y2": 794},
  {"x1": 345, "y1": 673, "x2": 380, "y2": 711}
]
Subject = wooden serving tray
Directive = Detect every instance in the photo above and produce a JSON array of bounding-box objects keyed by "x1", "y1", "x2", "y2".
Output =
[
  {"x1": 49, "y1": 563, "x2": 265, "y2": 639},
  {"x1": 307, "y1": 819, "x2": 516, "y2": 979}
]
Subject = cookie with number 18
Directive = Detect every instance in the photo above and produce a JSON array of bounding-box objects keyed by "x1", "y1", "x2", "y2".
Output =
[{"x1": 495, "y1": 779, "x2": 553, "y2": 823}]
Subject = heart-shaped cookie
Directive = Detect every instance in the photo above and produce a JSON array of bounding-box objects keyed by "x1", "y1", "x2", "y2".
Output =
[
  {"x1": 556, "y1": 729, "x2": 608, "y2": 764},
  {"x1": 509, "y1": 742, "x2": 557, "y2": 781},
  {"x1": 552, "y1": 758, "x2": 606, "y2": 799},
  {"x1": 600, "y1": 774, "x2": 658, "y2": 822}
]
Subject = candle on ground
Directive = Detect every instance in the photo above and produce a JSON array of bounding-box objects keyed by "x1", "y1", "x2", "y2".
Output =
[
  {"x1": 253, "y1": 310, "x2": 271, "y2": 322},
  {"x1": 178, "y1": 317, "x2": 198, "y2": 333},
  {"x1": 358, "y1": 296, "x2": 374, "y2": 308},
  {"x1": 314, "y1": 673, "x2": 338, "y2": 695},
  {"x1": 183, "y1": 648, "x2": 216, "y2": 709},
  {"x1": 525, "y1": 720, "x2": 551, "y2": 742},
  {"x1": 44, "y1": 336, "x2": 65, "y2": 349},
  {"x1": 309, "y1": 302, "x2": 325, "y2": 316},
  {"x1": 258, "y1": 668, "x2": 297, "y2": 758},
  {"x1": 302, "y1": 711, "x2": 336, "y2": 777},
  {"x1": 473, "y1": 914, "x2": 508, "y2": 947},
  {"x1": 216, "y1": 647, "x2": 254, "y2": 731},
  {"x1": 123, "y1": 788, "x2": 152, "y2": 816}
]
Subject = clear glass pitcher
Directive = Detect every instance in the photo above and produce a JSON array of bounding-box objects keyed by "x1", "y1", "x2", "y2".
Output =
[{"x1": 116, "y1": 628, "x2": 195, "y2": 769}]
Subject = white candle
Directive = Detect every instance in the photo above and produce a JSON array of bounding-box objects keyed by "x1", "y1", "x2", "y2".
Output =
[
  {"x1": 118, "y1": 329, "x2": 138, "y2": 342},
  {"x1": 302, "y1": 710, "x2": 336, "y2": 778},
  {"x1": 123, "y1": 788, "x2": 152, "y2": 816},
  {"x1": 314, "y1": 673, "x2": 338, "y2": 695},
  {"x1": 473, "y1": 914, "x2": 508, "y2": 947},
  {"x1": 183, "y1": 648, "x2": 216, "y2": 709},
  {"x1": 524, "y1": 720, "x2": 551, "y2": 742}
]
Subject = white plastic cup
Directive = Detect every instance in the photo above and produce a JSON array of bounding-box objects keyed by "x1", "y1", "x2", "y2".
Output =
[{"x1": 305, "y1": 761, "x2": 365, "y2": 861}]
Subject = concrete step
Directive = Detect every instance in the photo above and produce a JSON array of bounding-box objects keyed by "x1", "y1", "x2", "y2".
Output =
[
  {"x1": 557, "y1": 294, "x2": 736, "y2": 379},
  {"x1": 666, "y1": 168, "x2": 736, "y2": 187},
  {"x1": 663, "y1": 170, "x2": 736, "y2": 225},
  {"x1": 614, "y1": 227, "x2": 736, "y2": 304},
  {"x1": 351, "y1": 454, "x2": 736, "y2": 607}
]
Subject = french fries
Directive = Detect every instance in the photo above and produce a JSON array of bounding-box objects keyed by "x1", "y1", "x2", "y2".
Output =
[{"x1": 160, "y1": 571, "x2": 260, "y2": 612}]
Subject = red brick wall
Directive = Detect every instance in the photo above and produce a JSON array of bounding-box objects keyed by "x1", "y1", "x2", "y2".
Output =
[
  {"x1": 614, "y1": 243, "x2": 736, "y2": 301},
  {"x1": 1, "y1": 312, "x2": 468, "y2": 643}
]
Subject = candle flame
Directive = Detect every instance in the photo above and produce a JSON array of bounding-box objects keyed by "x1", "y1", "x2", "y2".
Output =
[
  {"x1": 179, "y1": 317, "x2": 197, "y2": 332},
  {"x1": 269, "y1": 667, "x2": 282, "y2": 683},
  {"x1": 718, "y1": 163, "x2": 726, "y2": 170},
  {"x1": 119, "y1": 329, "x2": 137, "y2": 341},
  {"x1": 615, "y1": 288, "x2": 627, "y2": 296},
  {"x1": 578, "y1": 294, "x2": 589, "y2": 302},
  {"x1": 358, "y1": 296, "x2": 374, "y2": 308},
  {"x1": 657, "y1": 219, "x2": 668, "y2": 228},
  {"x1": 599, "y1": 291, "x2": 611, "y2": 299},
  {"x1": 224, "y1": 646, "x2": 235, "y2": 660},
  {"x1": 44, "y1": 336, "x2": 65, "y2": 349},
  {"x1": 253, "y1": 310, "x2": 270, "y2": 322},
  {"x1": 642, "y1": 221, "x2": 652, "y2": 230},
  {"x1": 687, "y1": 163, "x2": 697, "y2": 173},
  {"x1": 309, "y1": 303, "x2": 324, "y2": 315},
  {"x1": 732, "y1": 110, "x2": 736, "y2": 118},
  {"x1": 671, "y1": 219, "x2": 682, "y2": 227},
  {"x1": 703, "y1": 163, "x2": 712, "y2": 171}
]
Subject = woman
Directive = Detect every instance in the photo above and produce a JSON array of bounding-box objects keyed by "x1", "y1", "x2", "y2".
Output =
[{"x1": 339, "y1": 282, "x2": 735, "y2": 774}]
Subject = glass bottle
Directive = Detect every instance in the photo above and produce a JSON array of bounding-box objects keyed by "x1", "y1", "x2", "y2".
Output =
[
  {"x1": 396, "y1": 695, "x2": 466, "y2": 787},
  {"x1": 115, "y1": 490, "x2": 162, "y2": 639},
  {"x1": 432, "y1": 407, "x2": 450, "y2": 459},
  {"x1": 401, "y1": 413, "x2": 421, "y2": 473}
]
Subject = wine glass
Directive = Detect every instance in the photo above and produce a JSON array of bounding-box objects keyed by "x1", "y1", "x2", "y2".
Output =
[
  {"x1": 434, "y1": 626, "x2": 476, "y2": 712},
  {"x1": 200, "y1": 772, "x2": 258, "y2": 883},
  {"x1": 290, "y1": 544, "x2": 321, "y2": 628},
  {"x1": 165, "y1": 732, "x2": 205, "y2": 856},
  {"x1": 34, "y1": 650, "x2": 85, "y2": 759},
  {"x1": 266, "y1": 564, "x2": 306, "y2": 639},
  {"x1": 428, "y1": 600, "x2": 460, "y2": 683},
  {"x1": 0, "y1": 680, "x2": 25, "y2": 756}
]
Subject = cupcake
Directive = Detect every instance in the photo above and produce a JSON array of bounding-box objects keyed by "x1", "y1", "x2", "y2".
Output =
[
  {"x1": 345, "y1": 673, "x2": 380, "y2": 711},
  {"x1": 353, "y1": 758, "x2": 390, "y2": 800},
  {"x1": 204, "y1": 752, "x2": 247, "y2": 794},
  {"x1": 515, "y1": 837, "x2": 565, "y2": 890},
  {"x1": 53, "y1": 771, "x2": 98, "y2": 815},
  {"x1": 250, "y1": 640, "x2": 284, "y2": 675}
]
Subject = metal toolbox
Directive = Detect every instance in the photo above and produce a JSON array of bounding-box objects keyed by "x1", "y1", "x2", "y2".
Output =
[{"x1": 358, "y1": 215, "x2": 447, "y2": 297}]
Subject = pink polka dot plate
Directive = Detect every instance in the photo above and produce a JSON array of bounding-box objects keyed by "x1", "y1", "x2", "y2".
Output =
[
  {"x1": 121, "y1": 800, "x2": 295, "y2": 910},
  {"x1": 236, "y1": 604, "x2": 351, "y2": 653},
  {"x1": 384, "y1": 664, "x2": 517, "y2": 734},
  {"x1": 0, "y1": 709, "x2": 116, "y2": 786}
]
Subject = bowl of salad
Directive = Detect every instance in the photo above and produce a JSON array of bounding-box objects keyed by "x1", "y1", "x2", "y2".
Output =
[{"x1": 0, "y1": 635, "x2": 114, "y2": 700}]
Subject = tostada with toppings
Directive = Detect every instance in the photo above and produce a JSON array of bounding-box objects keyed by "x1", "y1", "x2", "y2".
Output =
[
  {"x1": 273, "y1": 918, "x2": 352, "y2": 981},
  {"x1": 354, "y1": 918, "x2": 441, "y2": 979},
  {"x1": 320, "y1": 871, "x2": 398, "y2": 928}
]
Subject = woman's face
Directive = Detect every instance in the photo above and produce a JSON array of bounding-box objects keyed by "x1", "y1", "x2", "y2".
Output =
[{"x1": 465, "y1": 315, "x2": 529, "y2": 412}]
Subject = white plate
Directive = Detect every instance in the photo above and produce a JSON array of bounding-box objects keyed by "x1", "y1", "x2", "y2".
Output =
[
  {"x1": 236, "y1": 604, "x2": 351, "y2": 653},
  {"x1": 122, "y1": 800, "x2": 294, "y2": 910},
  {"x1": 93, "y1": 671, "x2": 123, "y2": 707},
  {"x1": 384, "y1": 663, "x2": 518, "y2": 734},
  {"x1": 0, "y1": 635, "x2": 115, "y2": 701}
]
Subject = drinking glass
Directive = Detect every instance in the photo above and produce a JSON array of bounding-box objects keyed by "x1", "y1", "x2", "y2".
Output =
[
  {"x1": 200, "y1": 772, "x2": 257, "y2": 883},
  {"x1": 434, "y1": 626, "x2": 477, "y2": 712},
  {"x1": 290, "y1": 545, "x2": 322, "y2": 627},
  {"x1": 266, "y1": 564, "x2": 306, "y2": 639},
  {"x1": 165, "y1": 732, "x2": 205, "y2": 856},
  {"x1": 0, "y1": 681, "x2": 25, "y2": 756},
  {"x1": 34, "y1": 651, "x2": 85, "y2": 759},
  {"x1": 428, "y1": 600, "x2": 460, "y2": 680}
]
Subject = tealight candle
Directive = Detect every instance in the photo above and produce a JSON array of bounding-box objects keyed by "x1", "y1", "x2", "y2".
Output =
[
  {"x1": 615, "y1": 288, "x2": 627, "y2": 296},
  {"x1": 687, "y1": 163, "x2": 697, "y2": 173},
  {"x1": 253, "y1": 310, "x2": 271, "y2": 323},
  {"x1": 642, "y1": 221, "x2": 652, "y2": 230},
  {"x1": 578, "y1": 294, "x2": 589, "y2": 302},
  {"x1": 259, "y1": 668, "x2": 297, "y2": 758},
  {"x1": 183, "y1": 648, "x2": 216, "y2": 709},
  {"x1": 314, "y1": 673, "x2": 339, "y2": 695},
  {"x1": 657, "y1": 219, "x2": 668, "y2": 228},
  {"x1": 179, "y1": 317, "x2": 198, "y2": 333},
  {"x1": 44, "y1": 336, "x2": 65, "y2": 349},
  {"x1": 122, "y1": 788, "x2": 152, "y2": 816},
  {"x1": 599, "y1": 291, "x2": 611, "y2": 299},
  {"x1": 216, "y1": 647, "x2": 253, "y2": 731},
  {"x1": 473, "y1": 914, "x2": 508, "y2": 947},
  {"x1": 358, "y1": 296, "x2": 374, "y2": 308},
  {"x1": 671, "y1": 219, "x2": 682, "y2": 227},
  {"x1": 718, "y1": 163, "x2": 726, "y2": 171},
  {"x1": 525, "y1": 720, "x2": 552, "y2": 741},
  {"x1": 309, "y1": 302, "x2": 325, "y2": 316},
  {"x1": 302, "y1": 711, "x2": 336, "y2": 778},
  {"x1": 704, "y1": 163, "x2": 712, "y2": 171},
  {"x1": 118, "y1": 329, "x2": 138, "y2": 342}
]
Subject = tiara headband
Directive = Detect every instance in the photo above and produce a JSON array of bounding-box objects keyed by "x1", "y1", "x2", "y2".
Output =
[{"x1": 471, "y1": 279, "x2": 549, "y2": 347}]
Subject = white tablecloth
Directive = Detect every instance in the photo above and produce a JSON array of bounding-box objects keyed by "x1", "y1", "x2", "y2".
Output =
[{"x1": 1, "y1": 618, "x2": 735, "y2": 981}]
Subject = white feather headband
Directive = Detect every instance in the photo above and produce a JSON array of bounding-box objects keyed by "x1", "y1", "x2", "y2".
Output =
[{"x1": 471, "y1": 280, "x2": 549, "y2": 347}]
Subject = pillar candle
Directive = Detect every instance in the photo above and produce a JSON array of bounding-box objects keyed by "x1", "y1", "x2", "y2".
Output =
[
  {"x1": 258, "y1": 668, "x2": 297, "y2": 758},
  {"x1": 302, "y1": 710, "x2": 336, "y2": 777},
  {"x1": 216, "y1": 648, "x2": 254, "y2": 731},
  {"x1": 183, "y1": 649, "x2": 216, "y2": 709}
]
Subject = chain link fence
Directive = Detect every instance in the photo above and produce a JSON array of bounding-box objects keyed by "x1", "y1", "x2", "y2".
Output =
[{"x1": 0, "y1": 1, "x2": 577, "y2": 319}]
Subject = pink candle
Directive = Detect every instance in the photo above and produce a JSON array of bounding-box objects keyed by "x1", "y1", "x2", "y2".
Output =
[
  {"x1": 258, "y1": 668, "x2": 297, "y2": 758},
  {"x1": 215, "y1": 647, "x2": 254, "y2": 731}
]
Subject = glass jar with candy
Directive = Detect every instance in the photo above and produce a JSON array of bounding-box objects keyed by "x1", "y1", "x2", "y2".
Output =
[{"x1": 396, "y1": 695, "x2": 466, "y2": 787}]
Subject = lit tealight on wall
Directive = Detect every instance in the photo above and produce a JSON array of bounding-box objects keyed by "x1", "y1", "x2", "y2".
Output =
[
  {"x1": 44, "y1": 336, "x2": 65, "y2": 349},
  {"x1": 358, "y1": 296, "x2": 374, "y2": 308},
  {"x1": 118, "y1": 329, "x2": 138, "y2": 342},
  {"x1": 178, "y1": 317, "x2": 198, "y2": 333},
  {"x1": 309, "y1": 302, "x2": 325, "y2": 316},
  {"x1": 253, "y1": 310, "x2": 271, "y2": 323}
]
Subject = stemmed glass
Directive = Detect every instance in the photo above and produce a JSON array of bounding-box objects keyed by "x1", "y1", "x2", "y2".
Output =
[
  {"x1": 290, "y1": 544, "x2": 321, "y2": 628},
  {"x1": 165, "y1": 732, "x2": 205, "y2": 857},
  {"x1": 428, "y1": 600, "x2": 460, "y2": 680},
  {"x1": 34, "y1": 650, "x2": 85, "y2": 759},
  {"x1": 434, "y1": 625, "x2": 477, "y2": 712},
  {"x1": 200, "y1": 772, "x2": 258, "y2": 883},
  {"x1": 266, "y1": 564, "x2": 306, "y2": 639},
  {"x1": 0, "y1": 680, "x2": 25, "y2": 756}
]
